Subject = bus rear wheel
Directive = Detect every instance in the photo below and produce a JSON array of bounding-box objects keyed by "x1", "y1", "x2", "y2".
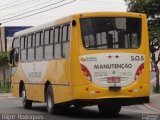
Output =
[
  {"x1": 98, "y1": 103, "x2": 121, "y2": 115},
  {"x1": 46, "y1": 85, "x2": 59, "y2": 114},
  {"x1": 21, "y1": 86, "x2": 32, "y2": 109}
]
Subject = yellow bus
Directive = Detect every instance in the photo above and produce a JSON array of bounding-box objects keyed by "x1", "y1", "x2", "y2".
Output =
[{"x1": 9, "y1": 12, "x2": 150, "y2": 115}]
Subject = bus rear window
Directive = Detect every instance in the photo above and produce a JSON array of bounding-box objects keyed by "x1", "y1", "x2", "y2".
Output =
[{"x1": 80, "y1": 17, "x2": 142, "y2": 49}]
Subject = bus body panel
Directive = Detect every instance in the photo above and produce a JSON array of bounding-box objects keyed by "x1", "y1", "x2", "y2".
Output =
[
  {"x1": 71, "y1": 82, "x2": 150, "y2": 100},
  {"x1": 52, "y1": 85, "x2": 72, "y2": 104},
  {"x1": 12, "y1": 83, "x2": 19, "y2": 97},
  {"x1": 45, "y1": 60, "x2": 72, "y2": 103}
]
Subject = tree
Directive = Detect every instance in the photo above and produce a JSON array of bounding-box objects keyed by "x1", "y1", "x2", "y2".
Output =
[
  {"x1": 125, "y1": 0, "x2": 160, "y2": 42},
  {"x1": 0, "y1": 52, "x2": 7, "y2": 67},
  {"x1": 125, "y1": 0, "x2": 160, "y2": 92},
  {"x1": 0, "y1": 52, "x2": 8, "y2": 88},
  {"x1": 125, "y1": 0, "x2": 160, "y2": 16}
]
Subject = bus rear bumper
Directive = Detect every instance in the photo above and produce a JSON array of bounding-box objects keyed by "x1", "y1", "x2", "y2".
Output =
[
  {"x1": 58, "y1": 96, "x2": 149, "y2": 107},
  {"x1": 77, "y1": 96, "x2": 149, "y2": 106}
]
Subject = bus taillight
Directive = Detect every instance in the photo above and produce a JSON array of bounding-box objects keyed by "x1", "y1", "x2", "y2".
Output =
[
  {"x1": 80, "y1": 64, "x2": 92, "y2": 81},
  {"x1": 135, "y1": 63, "x2": 144, "y2": 80}
]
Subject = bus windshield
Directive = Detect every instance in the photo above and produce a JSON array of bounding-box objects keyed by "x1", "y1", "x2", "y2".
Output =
[{"x1": 80, "y1": 17, "x2": 142, "y2": 49}]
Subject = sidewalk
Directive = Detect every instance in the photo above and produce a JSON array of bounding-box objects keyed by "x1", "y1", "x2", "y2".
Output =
[
  {"x1": 145, "y1": 94, "x2": 160, "y2": 113},
  {"x1": 0, "y1": 93, "x2": 12, "y2": 98}
]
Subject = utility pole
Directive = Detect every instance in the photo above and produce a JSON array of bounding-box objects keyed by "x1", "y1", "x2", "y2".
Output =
[
  {"x1": 0, "y1": 23, "x2": 3, "y2": 89},
  {"x1": 154, "y1": 57, "x2": 160, "y2": 93},
  {"x1": 0, "y1": 23, "x2": 6, "y2": 90},
  {"x1": 0, "y1": 23, "x2": 3, "y2": 52}
]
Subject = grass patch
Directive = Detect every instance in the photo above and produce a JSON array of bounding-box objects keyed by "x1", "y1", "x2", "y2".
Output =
[{"x1": 0, "y1": 81, "x2": 11, "y2": 93}]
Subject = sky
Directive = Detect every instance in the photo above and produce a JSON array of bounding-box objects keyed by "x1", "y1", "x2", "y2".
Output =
[{"x1": 0, "y1": 0, "x2": 127, "y2": 26}]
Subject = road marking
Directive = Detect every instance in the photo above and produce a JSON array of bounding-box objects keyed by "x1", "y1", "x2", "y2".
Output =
[
  {"x1": 121, "y1": 108, "x2": 143, "y2": 113},
  {"x1": 138, "y1": 105, "x2": 159, "y2": 113},
  {"x1": 121, "y1": 107, "x2": 155, "y2": 114},
  {"x1": 143, "y1": 104, "x2": 160, "y2": 113}
]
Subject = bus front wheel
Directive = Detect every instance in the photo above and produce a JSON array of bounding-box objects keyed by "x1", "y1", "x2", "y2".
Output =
[
  {"x1": 22, "y1": 86, "x2": 32, "y2": 109},
  {"x1": 98, "y1": 103, "x2": 121, "y2": 115}
]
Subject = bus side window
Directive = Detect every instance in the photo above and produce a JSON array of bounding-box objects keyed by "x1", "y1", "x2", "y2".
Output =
[
  {"x1": 54, "y1": 26, "x2": 61, "y2": 59},
  {"x1": 27, "y1": 34, "x2": 34, "y2": 62},
  {"x1": 20, "y1": 36, "x2": 27, "y2": 63},
  {"x1": 27, "y1": 35, "x2": 32, "y2": 48},
  {"x1": 35, "y1": 32, "x2": 43, "y2": 61},
  {"x1": 25, "y1": 36, "x2": 27, "y2": 49},
  {"x1": 61, "y1": 24, "x2": 70, "y2": 58},
  {"x1": 20, "y1": 37, "x2": 24, "y2": 49},
  {"x1": 40, "y1": 32, "x2": 43, "y2": 46},
  {"x1": 44, "y1": 29, "x2": 53, "y2": 60}
]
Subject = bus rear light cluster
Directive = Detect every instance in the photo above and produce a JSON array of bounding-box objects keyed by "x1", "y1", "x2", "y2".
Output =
[
  {"x1": 80, "y1": 64, "x2": 92, "y2": 81},
  {"x1": 135, "y1": 63, "x2": 144, "y2": 80}
]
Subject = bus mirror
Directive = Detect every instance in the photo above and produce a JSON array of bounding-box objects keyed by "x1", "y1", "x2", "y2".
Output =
[
  {"x1": 12, "y1": 49, "x2": 19, "y2": 67},
  {"x1": 8, "y1": 49, "x2": 14, "y2": 66},
  {"x1": 72, "y1": 20, "x2": 76, "y2": 26},
  {"x1": 8, "y1": 48, "x2": 19, "y2": 67}
]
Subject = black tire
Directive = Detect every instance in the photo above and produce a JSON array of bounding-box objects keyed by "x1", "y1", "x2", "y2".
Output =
[
  {"x1": 21, "y1": 86, "x2": 32, "y2": 109},
  {"x1": 98, "y1": 103, "x2": 121, "y2": 115},
  {"x1": 46, "y1": 85, "x2": 59, "y2": 114}
]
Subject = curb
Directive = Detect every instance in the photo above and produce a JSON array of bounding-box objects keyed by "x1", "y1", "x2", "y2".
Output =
[{"x1": 0, "y1": 93, "x2": 12, "y2": 98}]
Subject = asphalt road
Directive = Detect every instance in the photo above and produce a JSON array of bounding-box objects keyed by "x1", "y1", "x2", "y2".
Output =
[{"x1": 0, "y1": 97, "x2": 159, "y2": 120}]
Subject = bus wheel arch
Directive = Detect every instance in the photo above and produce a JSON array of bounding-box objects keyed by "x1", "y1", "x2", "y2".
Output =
[
  {"x1": 44, "y1": 81, "x2": 51, "y2": 102},
  {"x1": 19, "y1": 80, "x2": 32, "y2": 109},
  {"x1": 19, "y1": 80, "x2": 24, "y2": 97}
]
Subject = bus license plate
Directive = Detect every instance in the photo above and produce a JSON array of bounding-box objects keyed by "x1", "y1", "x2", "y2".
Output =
[{"x1": 107, "y1": 77, "x2": 120, "y2": 83}]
